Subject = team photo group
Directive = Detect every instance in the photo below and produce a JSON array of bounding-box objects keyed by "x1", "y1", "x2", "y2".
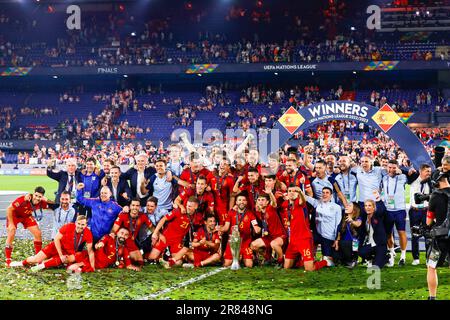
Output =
[
  {"x1": 4, "y1": 134, "x2": 450, "y2": 300},
  {"x1": 0, "y1": 0, "x2": 449, "y2": 303}
]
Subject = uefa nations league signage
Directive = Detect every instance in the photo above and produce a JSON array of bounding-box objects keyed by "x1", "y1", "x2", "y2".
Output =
[{"x1": 266, "y1": 101, "x2": 434, "y2": 170}]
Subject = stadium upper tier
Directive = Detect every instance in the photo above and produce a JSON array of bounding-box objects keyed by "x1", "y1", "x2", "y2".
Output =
[
  {"x1": 1, "y1": 41, "x2": 448, "y2": 67},
  {"x1": 0, "y1": 1, "x2": 449, "y2": 67},
  {"x1": 0, "y1": 87, "x2": 447, "y2": 143}
]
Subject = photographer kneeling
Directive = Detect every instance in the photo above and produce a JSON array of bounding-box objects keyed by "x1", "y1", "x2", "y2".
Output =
[{"x1": 425, "y1": 172, "x2": 450, "y2": 300}]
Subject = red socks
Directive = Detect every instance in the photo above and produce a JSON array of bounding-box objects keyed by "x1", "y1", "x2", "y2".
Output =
[
  {"x1": 136, "y1": 260, "x2": 144, "y2": 267},
  {"x1": 34, "y1": 241, "x2": 42, "y2": 254},
  {"x1": 22, "y1": 259, "x2": 29, "y2": 266},
  {"x1": 168, "y1": 258, "x2": 176, "y2": 267},
  {"x1": 5, "y1": 246, "x2": 12, "y2": 260},
  {"x1": 314, "y1": 260, "x2": 328, "y2": 270},
  {"x1": 43, "y1": 257, "x2": 62, "y2": 269}
]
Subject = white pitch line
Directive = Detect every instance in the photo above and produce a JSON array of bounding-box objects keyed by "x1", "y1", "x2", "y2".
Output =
[{"x1": 137, "y1": 267, "x2": 227, "y2": 300}]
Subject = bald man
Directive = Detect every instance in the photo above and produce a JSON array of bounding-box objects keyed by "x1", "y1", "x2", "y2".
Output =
[{"x1": 76, "y1": 183, "x2": 123, "y2": 242}]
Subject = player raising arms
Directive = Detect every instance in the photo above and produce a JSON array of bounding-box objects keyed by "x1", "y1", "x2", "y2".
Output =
[
  {"x1": 4, "y1": 186, "x2": 51, "y2": 267},
  {"x1": 280, "y1": 186, "x2": 331, "y2": 271},
  {"x1": 10, "y1": 215, "x2": 95, "y2": 272}
]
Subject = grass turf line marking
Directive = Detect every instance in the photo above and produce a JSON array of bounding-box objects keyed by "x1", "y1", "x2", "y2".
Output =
[{"x1": 137, "y1": 267, "x2": 227, "y2": 300}]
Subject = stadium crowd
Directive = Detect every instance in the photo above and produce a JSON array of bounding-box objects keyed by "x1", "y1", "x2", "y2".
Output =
[{"x1": 0, "y1": 1, "x2": 449, "y2": 68}]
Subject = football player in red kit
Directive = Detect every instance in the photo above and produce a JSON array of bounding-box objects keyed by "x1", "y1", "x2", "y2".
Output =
[
  {"x1": 148, "y1": 196, "x2": 200, "y2": 268},
  {"x1": 220, "y1": 193, "x2": 261, "y2": 268},
  {"x1": 280, "y1": 186, "x2": 330, "y2": 271},
  {"x1": 174, "y1": 175, "x2": 214, "y2": 230},
  {"x1": 178, "y1": 154, "x2": 211, "y2": 193},
  {"x1": 111, "y1": 198, "x2": 153, "y2": 266},
  {"x1": 67, "y1": 227, "x2": 141, "y2": 272},
  {"x1": 233, "y1": 168, "x2": 264, "y2": 212},
  {"x1": 5, "y1": 186, "x2": 51, "y2": 267},
  {"x1": 250, "y1": 193, "x2": 287, "y2": 267},
  {"x1": 184, "y1": 214, "x2": 221, "y2": 267},
  {"x1": 10, "y1": 215, "x2": 95, "y2": 272},
  {"x1": 278, "y1": 158, "x2": 313, "y2": 196},
  {"x1": 209, "y1": 159, "x2": 235, "y2": 226}
]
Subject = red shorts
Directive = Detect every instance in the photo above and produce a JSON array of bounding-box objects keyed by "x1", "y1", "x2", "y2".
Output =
[
  {"x1": 42, "y1": 242, "x2": 79, "y2": 260},
  {"x1": 285, "y1": 238, "x2": 314, "y2": 262},
  {"x1": 76, "y1": 251, "x2": 102, "y2": 272},
  {"x1": 42, "y1": 242, "x2": 59, "y2": 258},
  {"x1": 154, "y1": 239, "x2": 184, "y2": 255},
  {"x1": 125, "y1": 238, "x2": 139, "y2": 252},
  {"x1": 223, "y1": 239, "x2": 253, "y2": 260},
  {"x1": 7, "y1": 215, "x2": 38, "y2": 229},
  {"x1": 193, "y1": 250, "x2": 215, "y2": 265},
  {"x1": 261, "y1": 235, "x2": 286, "y2": 249}
]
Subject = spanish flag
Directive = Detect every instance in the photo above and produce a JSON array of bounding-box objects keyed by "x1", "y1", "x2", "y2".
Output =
[
  {"x1": 278, "y1": 106, "x2": 305, "y2": 134},
  {"x1": 372, "y1": 104, "x2": 400, "y2": 133}
]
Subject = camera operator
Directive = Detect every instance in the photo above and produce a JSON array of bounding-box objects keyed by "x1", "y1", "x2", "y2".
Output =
[
  {"x1": 408, "y1": 164, "x2": 432, "y2": 265},
  {"x1": 431, "y1": 152, "x2": 449, "y2": 183},
  {"x1": 426, "y1": 172, "x2": 450, "y2": 300}
]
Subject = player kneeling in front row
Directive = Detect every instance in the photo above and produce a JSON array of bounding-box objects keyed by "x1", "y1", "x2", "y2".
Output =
[
  {"x1": 250, "y1": 193, "x2": 286, "y2": 268},
  {"x1": 183, "y1": 214, "x2": 221, "y2": 268},
  {"x1": 220, "y1": 193, "x2": 261, "y2": 268},
  {"x1": 67, "y1": 227, "x2": 141, "y2": 272},
  {"x1": 148, "y1": 196, "x2": 200, "y2": 268},
  {"x1": 111, "y1": 198, "x2": 153, "y2": 267},
  {"x1": 10, "y1": 215, "x2": 95, "y2": 272}
]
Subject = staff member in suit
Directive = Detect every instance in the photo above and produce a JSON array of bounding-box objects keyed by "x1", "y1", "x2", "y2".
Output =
[
  {"x1": 121, "y1": 153, "x2": 156, "y2": 207},
  {"x1": 102, "y1": 165, "x2": 132, "y2": 207},
  {"x1": 46, "y1": 158, "x2": 82, "y2": 204},
  {"x1": 358, "y1": 191, "x2": 388, "y2": 268}
]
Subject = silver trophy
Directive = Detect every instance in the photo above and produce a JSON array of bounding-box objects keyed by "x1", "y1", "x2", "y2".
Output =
[
  {"x1": 66, "y1": 272, "x2": 82, "y2": 290},
  {"x1": 230, "y1": 225, "x2": 241, "y2": 270}
]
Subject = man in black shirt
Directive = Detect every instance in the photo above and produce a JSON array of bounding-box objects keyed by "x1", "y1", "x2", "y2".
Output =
[{"x1": 426, "y1": 172, "x2": 450, "y2": 300}]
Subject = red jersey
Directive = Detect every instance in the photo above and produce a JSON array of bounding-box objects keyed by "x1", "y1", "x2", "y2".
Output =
[
  {"x1": 209, "y1": 172, "x2": 234, "y2": 223},
  {"x1": 11, "y1": 195, "x2": 48, "y2": 218},
  {"x1": 226, "y1": 209, "x2": 258, "y2": 242},
  {"x1": 280, "y1": 199, "x2": 312, "y2": 242},
  {"x1": 255, "y1": 205, "x2": 286, "y2": 239},
  {"x1": 179, "y1": 167, "x2": 211, "y2": 192},
  {"x1": 162, "y1": 208, "x2": 191, "y2": 244},
  {"x1": 278, "y1": 170, "x2": 311, "y2": 191},
  {"x1": 95, "y1": 235, "x2": 131, "y2": 269},
  {"x1": 193, "y1": 226, "x2": 220, "y2": 254},
  {"x1": 114, "y1": 212, "x2": 153, "y2": 240},
  {"x1": 179, "y1": 188, "x2": 215, "y2": 215},
  {"x1": 240, "y1": 163, "x2": 262, "y2": 185},
  {"x1": 58, "y1": 223, "x2": 93, "y2": 255},
  {"x1": 239, "y1": 181, "x2": 264, "y2": 212}
]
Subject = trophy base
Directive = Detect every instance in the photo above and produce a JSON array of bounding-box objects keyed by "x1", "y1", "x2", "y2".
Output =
[{"x1": 230, "y1": 261, "x2": 240, "y2": 270}]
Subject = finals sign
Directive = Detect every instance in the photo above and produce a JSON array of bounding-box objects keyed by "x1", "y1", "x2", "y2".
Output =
[{"x1": 269, "y1": 100, "x2": 433, "y2": 170}]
